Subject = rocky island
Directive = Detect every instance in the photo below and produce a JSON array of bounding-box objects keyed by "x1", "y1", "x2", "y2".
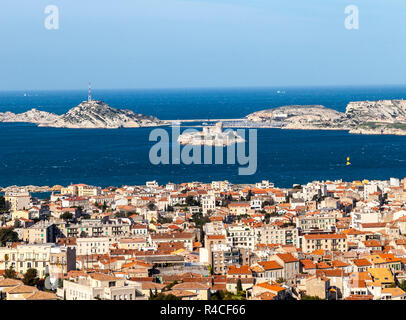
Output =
[
  {"x1": 178, "y1": 122, "x2": 245, "y2": 146},
  {"x1": 246, "y1": 99, "x2": 406, "y2": 135},
  {"x1": 0, "y1": 100, "x2": 166, "y2": 129}
]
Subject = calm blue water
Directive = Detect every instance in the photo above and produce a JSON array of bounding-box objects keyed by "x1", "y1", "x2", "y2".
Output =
[{"x1": 1, "y1": 86, "x2": 406, "y2": 188}]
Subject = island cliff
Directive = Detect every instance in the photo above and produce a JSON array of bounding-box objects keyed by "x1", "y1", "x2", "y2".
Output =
[
  {"x1": 246, "y1": 99, "x2": 406, "y2": 135},
  {"x1": 0, "y1": 100, "x2": 166, "y2": 129}
]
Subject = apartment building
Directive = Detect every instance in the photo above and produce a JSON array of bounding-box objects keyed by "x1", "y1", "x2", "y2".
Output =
[
  {"x1": 62, "y1": 273, "x2": 145, "y2": 300},
  {"x1": 258, "y1": 223, "x2": 299, "y2": 248},
  {"x1": 210, "y1": 244, "x2": 240, "y2": 275},
  {"x1": 226, "y1": 224, "x2": 255, "y2": 250},
  {"x1": 117, "y1": 237, "x2": 152, "y2": 250},
  {"x1": 0, "y1": 244, "x2": 75, "y2": 277},
  {"x1": 202, "y1": 194, "x2": 216, "y2": 215},
  {"x1": 76, "y1": 237, "x2": 110, "y2": 256},
  {"x1": 61, "y1": 219, "x2": 131, "y2": 238},
  {"x1": 297, "y1": 213, "x2": 336, "y2": 232},
  {"x1": 151, "y1": 232, "x2": 194, "y2": 251},
  {"x1": 302, "y1": 234, "x2": 348, "y2": 253},
  {"x1": 23, "y1": 221, "x2": 57, "y2": 244},
  {"x1": 61, "y1": 184, "x2": 101, "y2": 197},
  {"x1": 5, "y1": 191, "x2": 30, "y2": 212},
  {"x1": 351, "y1": 209, "x2": 381, "y2": 229}
]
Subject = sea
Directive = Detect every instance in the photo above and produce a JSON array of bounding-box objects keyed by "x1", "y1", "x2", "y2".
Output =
[{"x1": 1, "y1": 85, "x2": 406, "y2": 188}]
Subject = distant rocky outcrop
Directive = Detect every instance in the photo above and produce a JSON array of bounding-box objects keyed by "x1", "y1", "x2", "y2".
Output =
[
  {"x1": 246, "y1": 99, "x2": 406, "y2": 135},
  {"x1": 247, "y1": 105, "x2": 344, "y2": 129},
  {"x1": 0, "y1": 100, "x2": 166, "y2": 129}
]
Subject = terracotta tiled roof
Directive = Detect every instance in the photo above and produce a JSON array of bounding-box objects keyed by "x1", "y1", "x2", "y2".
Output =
[{"x1": 258, "y1": 261, "x2": 283, "y2": 270}]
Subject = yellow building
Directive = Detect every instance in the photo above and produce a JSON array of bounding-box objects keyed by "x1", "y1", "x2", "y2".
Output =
[
  {"x1": 11, "y1": 210, "x2": 31, "y2": 221},
  {"x1": 367, "y1": 268, "x2": 394, "y2": 287},
  {"x1": 5, "y1": 191, "x2": 30, "y2": 211}
]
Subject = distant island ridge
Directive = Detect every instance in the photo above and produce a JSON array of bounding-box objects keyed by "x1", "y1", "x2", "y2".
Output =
[
  {"x1": 1, "y1": 97, "x2": 406, "y2": 135},
  {"x1": 0, "y1": 100, "x2": 166, "y2": 129}
]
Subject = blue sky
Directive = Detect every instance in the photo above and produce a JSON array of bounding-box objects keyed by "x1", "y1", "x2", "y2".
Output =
[{"x1": 0, "y1": 0, "x2": 405, "y2": 90}]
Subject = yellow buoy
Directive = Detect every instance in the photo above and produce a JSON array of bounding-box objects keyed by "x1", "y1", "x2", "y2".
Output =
[{"x1": 346, "y1": 157, "x2": 351, "y2": 166}]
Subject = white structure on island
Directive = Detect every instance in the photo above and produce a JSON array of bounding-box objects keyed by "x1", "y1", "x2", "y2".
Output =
[{"x1": 178, "y1": 122, "x2": 245, "y2": 146}]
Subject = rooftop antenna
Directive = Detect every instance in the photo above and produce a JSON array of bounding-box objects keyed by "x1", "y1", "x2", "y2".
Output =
[{"x1": 88, "y1": 82, "x2": 92, "y2": 102}]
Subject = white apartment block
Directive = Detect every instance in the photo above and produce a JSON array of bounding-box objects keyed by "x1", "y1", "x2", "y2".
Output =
[
  {"x1": 76, "y1": 237, "x2": 110, "y2": 256},
  {"x1": 226, "y1": 224, "x2": 255, "y2": 250},
  {"x1": 259, "y1": 224, "x2": 299, "y2": 248},
  {"x1": 61, "y1": 274, "x2": 145, "y2": 300}
]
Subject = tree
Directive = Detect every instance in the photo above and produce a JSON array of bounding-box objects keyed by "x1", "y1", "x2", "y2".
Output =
[
  {"x1": 81, "y1": 213, "x2": 91, "y2": 219},
  {"x1": 276, "y1": 277, "x2": 285, "y2": 284},
  {"x1": 4, "y1": 266, "x2": 17, "y2": 279},
  {"x1": 208, "y1": 265, "x2": 214, "y2": 276},
  {"x1": 157, "y1": 215, "x2": 173, "y2": 224},
  {"x1": 163, "y1": 280, "x2": 179, "y2": 291},
  {"x1": 223, "y1": 290, "x2": 246, "y2": 300},
  {"x1": 301, "y1": 294, "x2": 322, "y2": 300},
  {"x1": 210, "y1": 290, "x2": 225, "y2": 300},
  {"x1": 13, "y1": 219, "x2": 22, "y2": 228},
  {"x1": 399, "y1": 280, "x2": 406, "y2": 292},
  {"x1": 262, "y1": 200, "x2": 271, "y2": 208},
  {"x1": 147, "y1": 203, "x2": 157, "y2": 211},
  {"x1": 0, "y1": 228, "x2": 19, "y2": 246},
  {"x1": 102, "y1": 201, "x2": 107, "y2": 212},
  {"x1": 185, "y1": 196, "x2": 198, "y2": 207},
  {"x1": 60, "y1": 212, "x2": 73, "y2": 221},
  {"x1": 150, "y1": 292, "x2": 181, "y2": 300},
  {"x1": 236, "y1": 279, "x2": 243, "y2": 292},
  {"x1": 23, "y1": 268, "x2": 39, "y2": 286},
  {"x1": 115, "y1": 211, "x2": 127, "y2": 218},
  {"x1": 191, "y1": 212, "x2": 210, "y2": 230},
  {"x1": 0, "y1": 196, "x2": 8, "y2": 212}
]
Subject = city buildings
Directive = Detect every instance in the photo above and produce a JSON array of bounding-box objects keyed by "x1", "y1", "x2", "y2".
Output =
[{"x1": 1, "y1": 178, "x2": 406, "y2": 300}]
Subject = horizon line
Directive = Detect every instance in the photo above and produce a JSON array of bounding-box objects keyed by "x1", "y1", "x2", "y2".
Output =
[{"x1": 2, "y1": 83, "x2": 406, "y2": 93}]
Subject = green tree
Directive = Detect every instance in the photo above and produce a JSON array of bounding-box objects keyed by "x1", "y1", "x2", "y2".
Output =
[
  {"x1": 102, "y1": 201, "x2": 107, "y2": 212},
  {"x1": 147, "y1": 203, "x2": 157, "y2": 211},
  {"x1": 163, "y1": 280, "x2": 179, "y2": 291},
  {"x1": 4, "y1": 266, "x2": 17, "y2": 279},
  {"x1": 149, "y1": 289, "x2": 155, "y2": 299},
  {"x1": 23, "y1": 268, "x2": 39, "y2": 286},
  {"x1": 223, "y1": 291, "x2": 246, "y2": 300},
  {"x1": 236, "y1": 279, "x2": 243, "y2": 292},
  {"x1": 150, "y1": 293, "x2": 181, "y2": 300},
  {"x1": 60, "y1": 212, "x2": 73, "y2": 221},
  {"x1": 0, "y1": 228, "x2": 19, "y2": 246},
  {"x1": 81, "y1": 213, "x2": 91, "y2": 219},
  {"x1": 13, "y1": 219, "x2": 22, "y2": 228},
  {"x1": 276, "y1": 278, "x2": 285, "y2": 284},
  {"x1": 185, "y1": 196, "x2": 198, "y2": 206},
  {"x1": 301, "y1": 295, "x2": 322, "y2": 300},
  {"x1": 0, "y1": 196, "x2": 8, "y2": 212},
  {"x1": 157, "y1": 215, "x2": 173, "y2": 224},
  {"x1": 210, "y1": 290, "x2": 225, "y2": 300},
  {"x1": 191, "y1": 212, "x2": 210, "y2": 230}
]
